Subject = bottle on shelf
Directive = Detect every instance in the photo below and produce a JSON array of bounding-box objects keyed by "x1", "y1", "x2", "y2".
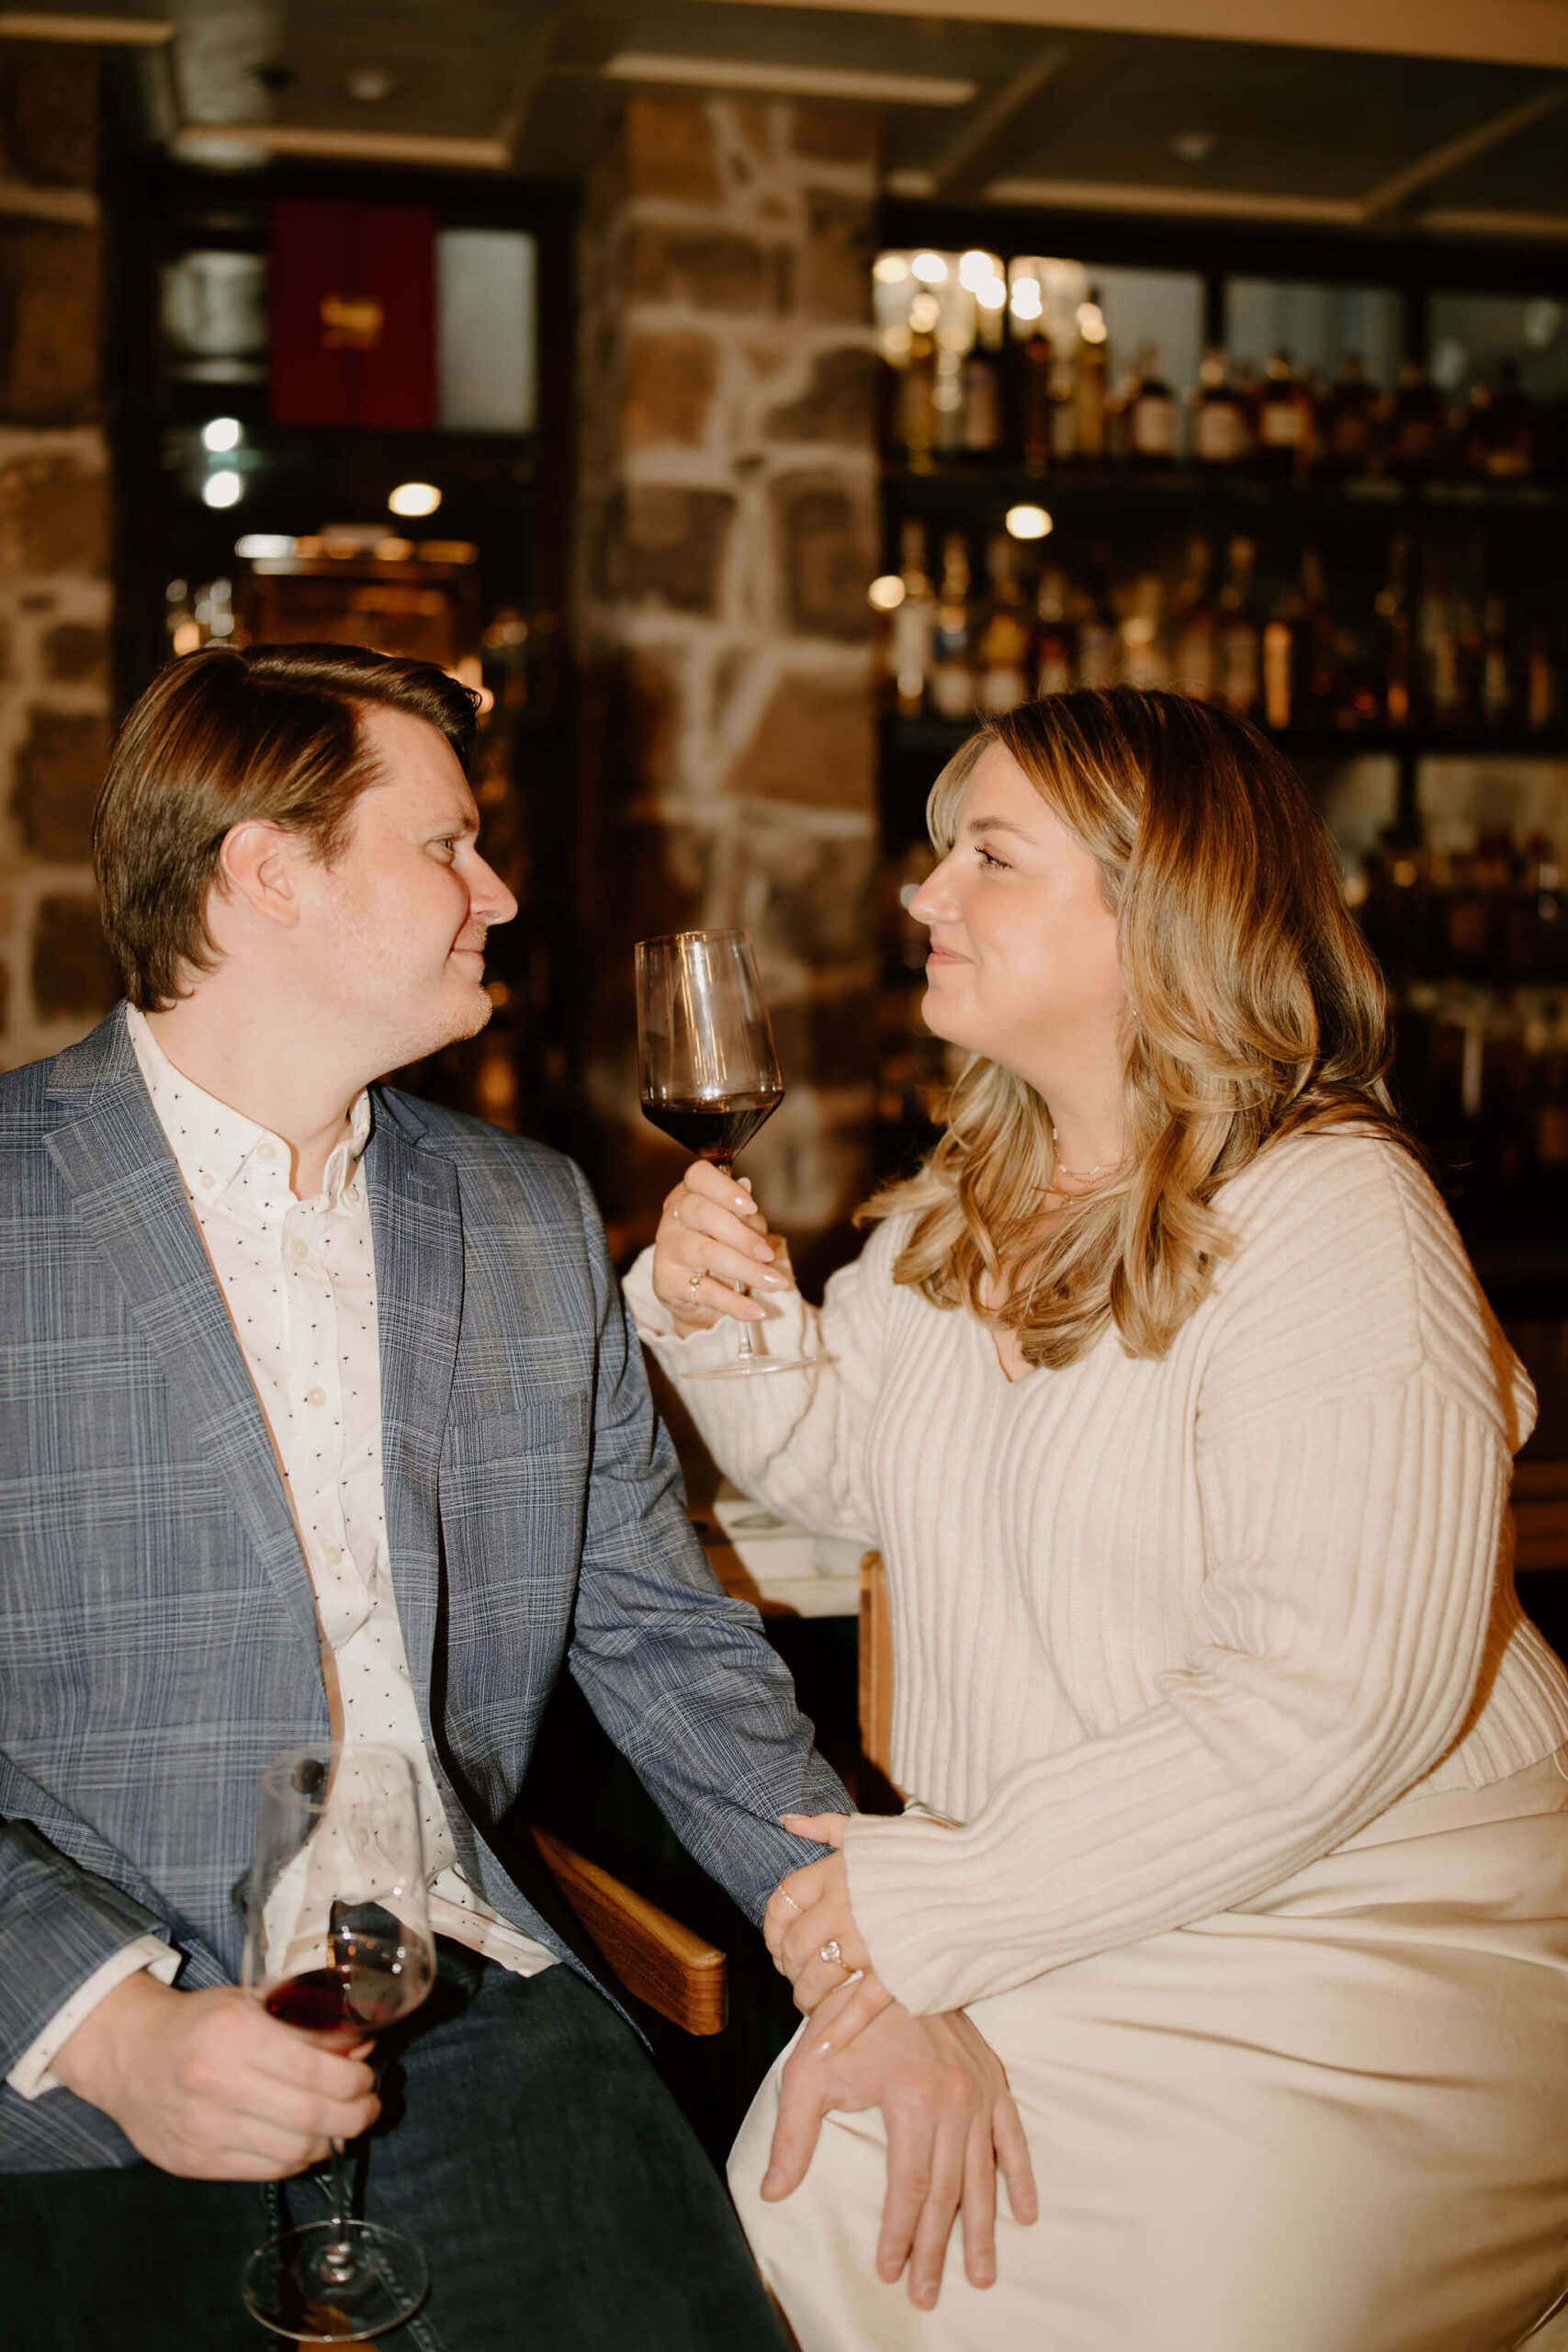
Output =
[
  {"x1": 898, "y1": 288, "x2": 940, "y2": 469},
  {"x1": 1128, "y1": 344, "x2": 1178, "y2": 466},
  {"x1": 1525, "y1": 620, "x2": 1558, "y2": 731},
  {"x1": 1170, "y1": 537, "x2": 1217, "y2": 700},
  {"x1": 1509, "y1": 834, "x2": 1564, "y2": 978},
  {"x1": 1013, "y1": 307, "x2": 1055, "y2": 475},
  {"x1": 1191, "y1": 348, "x2": 1250, "y2": 467},
  {"x1": 974, "y1": 534, "x2": 1033, "y2": 713},
  {"x1": 889, "y1": 517, "x2": 936, "y2": 716},
  {"x1": 930, "y1": 530, "x2": 976, "y2": 719},
  {"x1": 1216, "y1": 536, "x2": 1262, "y2": 715},
  {"x1": 1322, "y1": 352, "x2": 1381, "y2": 474},
  {"x1": 960, "y1": 300, "x2": 1006, "y2": 459},
  {"x1": 1482, "y1": 594, "x2": 1516, "y2": 730},
  {"x1": 1070, "y1": 289, "x2": 1109, "y2": 462},
  {"x1": 1262, "y1": 575, "x2": 1301, "y2": 731},
  {"x1": 1077, "y1": 560, "x2": 1119, "y2": 691},
  {"x1": 1375, "y1": 532, "x2": 1414, "y2": 728},
  {"x1": 1385, "y1": 358, "x2": 1449, "y2": 480},
  {"x1": 1034, "y1": 565, "x2": 1077, "y2": 697},
  {"x1": 1298, "y1": 548, "x2": 1338, "y2": 726},
  {"x1": 1419, "y1": 560, "x2": 1467, "y2": 729},
  {"x1": 1466, "y1": 359, "x2": 1535, "y2": 481},
  {"x1": 1257, "y1": 351, "x2": 1311, "y2": 479},
  {"x1": 1120, "y1": 574, "x2": 1170, "y2": 692}
]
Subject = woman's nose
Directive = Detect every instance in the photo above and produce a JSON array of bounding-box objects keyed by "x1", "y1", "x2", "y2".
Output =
[{"x1": 908, "y1": 854, "x2": 958, "y2": 927}]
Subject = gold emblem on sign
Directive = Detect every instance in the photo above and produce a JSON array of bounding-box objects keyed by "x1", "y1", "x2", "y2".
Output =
[{"x1": 320, "y1": 295, "x2": 385, "y2": 350}]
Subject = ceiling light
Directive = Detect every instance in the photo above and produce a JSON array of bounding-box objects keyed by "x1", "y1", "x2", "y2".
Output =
[
  {"x1": 910, "y1": 252, "x2": 948, "y2": 285},
  {"x1": 202, "y1": 470, "x2": 243, "y2": 509},
  {"x1": 388, "y1": 481, "x2": 442, "y2": 518},
  {"x1": 1006, "y1": 504, "x2": 1054, "y2": 541},
  {"x1": 234, "y1": 533, "x2": 294, "y2": 559},
  {"x1": 1169, "y1": 130, "x2": 1216, "y2": 163},
  {"x1": 867, "y1": 574, "x2": 906, "y2": 611},
  {"x1": 201, "y1": 416, "x2": 242, "y2": 453},
  {"x1": 345, "y1": 66, "x2": 394, "y2": 102},
  {"x1": 873, "y1": 252, "x2": 910, "y2": 285}
]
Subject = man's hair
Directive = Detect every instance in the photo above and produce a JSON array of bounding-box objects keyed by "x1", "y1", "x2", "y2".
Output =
[
  {"x1": 93, "y1": 642, "x2": 479, "y2": 1011},
  {"x1": 861, "y1": 686, "x2": 1418, "y2": 1371}
]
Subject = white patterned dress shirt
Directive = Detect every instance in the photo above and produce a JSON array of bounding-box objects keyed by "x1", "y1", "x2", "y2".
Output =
[{"x1": 10, "y1": 1010, "x2": 551, "y2": 2098}]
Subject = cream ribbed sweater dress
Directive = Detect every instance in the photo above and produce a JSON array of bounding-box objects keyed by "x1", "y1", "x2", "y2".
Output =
[{"x1": 625, "y1": 1131, "x2": 1568, "y2": 2352}]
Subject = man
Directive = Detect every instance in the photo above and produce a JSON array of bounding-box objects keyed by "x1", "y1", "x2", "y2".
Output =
[{"x1": 0, "y1": 644, "x2": 1021, "y2": 2346}]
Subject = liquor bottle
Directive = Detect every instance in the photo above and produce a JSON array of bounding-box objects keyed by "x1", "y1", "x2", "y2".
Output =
[
  {"x1": 1171, "y1": 537, "x2": 1216, "y2": 700},
  {"x1": 1419, "y1": 562, "x2": 1465, "y2": 729},
  {"x1": 1469, "y1": 359, "x2": 1535, "y2": 481},
  {"x1": 1077, "y1": 560, "x2": 1119, "y2": 690},
  {"x1": 1525, "y1": 621, "x2": 1558, "y2": 730},
  {"x1": 1120, "y1": 576, "x2": 1170, "y2": 692},
  {"x1": 899, "y1": 289, "x2": 939, "y2": 468},
  {"x1": 1375, "y1": 533, "x2": 1414, "y2": 728},
  {"x1": 1509, "y1": 833, "x2": 1565, "y2": 978},
  {"x1": 1191, "y1": 349, "x2": 1249, "y2": 467},
  {"x1": 1323, "y1": 353, "x2": 1380, "y2": 474},
  {"x1": 1128, "y1": 344, "x2": 1177, "y2": 465},
  {"x1": 1034, "y1": 566, "x2": 1077, "y2": 696},
  {"x1": 932, "y1": 339, "x2": 967, "y2": 458},
  {"x1": 930, "y1": 531, "x2": 975, "y2": 719},
  {"x1": 1257, "y1": 351, "x2": 1309, "y2": 478},
  {"x1": 974, "y1": 535, "x2": 1033, "y2": 713},
  {"x1": 1262, "y1": 580, "x2": 1300, "y2": 731},
  {"x1": 1015, "y1": 311, "x2": 1055, "y2": 475},
  {"x1": 1048, "y1": 351, "x2": 1077, "y2": 464},
  {"x1": 890, "y1": 517, "x2": 936, "y2": 717},
  {"x1": 1481, "y1": 594, "x2": 1516, "y2": 730},
  {"x1": 1216, "y1": 537, "x2": 1261, "y2": 715},
  {"x1": 1537, "y1": 1005, "x2": 1568, "y2": 1176},
  {"x1": 960, "y1": 300, "x2": 1006, "y2": 458},
  {"x1": 1071, "y1": 289, "x2": 1109, "y2": 462},
  {"x1": 1298, "y1": 548, "x2": 1337, "y2": 725},
  {"x1": 1385, "y1": 359, "x2": 1449, "y2": 480}
]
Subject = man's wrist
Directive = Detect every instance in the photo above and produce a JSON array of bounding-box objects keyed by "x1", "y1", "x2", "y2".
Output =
[{"x1": 51, "y1": 1962, "x2": 170, "y2": 2109}]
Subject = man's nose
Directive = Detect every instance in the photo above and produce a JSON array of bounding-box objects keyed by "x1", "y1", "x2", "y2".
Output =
[{"x1": 472, "y1": 856, "x2": 518, "y2": 928}]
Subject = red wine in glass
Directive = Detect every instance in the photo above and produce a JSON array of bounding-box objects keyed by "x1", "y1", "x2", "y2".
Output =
[{"x1": 639, "y1": 1090, "x2": 783, "y2": 1165}]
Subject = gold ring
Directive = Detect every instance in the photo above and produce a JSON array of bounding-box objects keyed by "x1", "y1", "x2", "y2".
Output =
[
  {"x1": 688, "y1": 1269, "x2": 706, "y2": 1306},
  {"x1": 818, "y1": 1939, "x2": 844, "y2": 1968}
]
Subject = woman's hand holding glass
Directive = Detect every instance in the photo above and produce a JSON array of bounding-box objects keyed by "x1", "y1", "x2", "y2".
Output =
[{"x1": 650, "y1": 1164, "x2": 794, "y2": 1333}]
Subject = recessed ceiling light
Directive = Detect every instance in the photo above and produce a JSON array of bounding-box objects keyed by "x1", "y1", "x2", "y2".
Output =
[
  {"x1": 345, "y1": 67, "x2": 394, "y2": 103},
  {"x1": 1006, "y1": 504, "x2": 1054, "y2": 541},
  {"x1": 201, "y1": 416, "x2": 242, "y2": 453},
  {"x1": 389, "y1": 481, "x2": 442, "y2": 518},
  {"x1": 202, "y1": 470, "x2": 243, "y2": 509},
  {"x1": 1169, "y1": 130, "x2": 1217, "y2": 163}
]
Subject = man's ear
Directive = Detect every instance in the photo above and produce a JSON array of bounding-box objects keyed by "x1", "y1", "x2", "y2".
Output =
[{"x1": 216, "y1": 820, "x2": 304, "y2": 933}]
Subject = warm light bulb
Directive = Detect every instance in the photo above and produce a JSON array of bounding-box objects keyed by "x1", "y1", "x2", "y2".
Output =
[
  {"x1": 202, "y1": 470, "x2": 243, "y2": 509},
  {"x1": 867, "y1": 574, "x2": 906, "y2": 612},
  {"x1": 1077, "y1": 302, "x2": 1108, "y2": 344},
  {"x1": 201, "y1": 416, "x2": 242, "y2": 453},
  {"x1": 234, "y1": 533, "x2": 294, "y2": 559},
  {"x1": 1010, "y1": 281, "x2": 1043, "y2": 322},
  {"x1": 958, "y1": 249, "x2": 996, "y2": 292},
  {"x1": 873, "y1": 251, "x2": 911, "y2": 284},
  {"x1": 910, "y1": 251, "x2": 948, "y2": 285},
  {"x1": 976, "y1": 277, "x2": 1008, "y2": 311},
  {"x1": 1005, "y1": 504, "x2": 1054, "y2": 541},
  {"x1": 388, "y1": 481, "x2": 442, "y2": 518}
]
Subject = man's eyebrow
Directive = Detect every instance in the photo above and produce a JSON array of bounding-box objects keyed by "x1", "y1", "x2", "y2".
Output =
[{"x1": 428, "y1": 812, "x2": 479, "y2": 837}]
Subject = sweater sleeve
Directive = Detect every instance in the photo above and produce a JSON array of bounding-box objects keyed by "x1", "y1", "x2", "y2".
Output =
[
  {"x1": 621, "y1": 1216, "x2": 905, "y2": 1548},
  {"x1": 840, "y1": 1138, "x2": 1522, "y2": 2015}
]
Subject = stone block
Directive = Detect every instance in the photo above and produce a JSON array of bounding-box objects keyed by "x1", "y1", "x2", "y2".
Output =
[
  {"x1": 41, "y1": 620, "x2": 107, "y2": 683},
  {"x1": 624, "y1": 226, "x2": 791, "y2": 316},
  {"x1": 0, "y1": 452, "x2": 107, "y2": 576},
  {"x1": 601, "y1": 484, "x2": 734, "y2": 616},
  {"x1": 773, "y1": 472, "x2": 874, "y2": 641},
  {"x1": 31, "y1": 889, "x2": 118, "y2": 1020},
  {"x1": 0, "y1": 46, "x2": 98, "y2": 188},
  {"x1": 802, "y1": 191, "x2": 874, "y2": 325},
  {"x1": 624, "y1": 95, "x2": 721, "y2": 204},
  {"x1": 0, "y1": 220, "x2": 102, "y2": 425},
  {"x1": 11, "y1": 707, "x2": 109, "y2": 859},
  {"x1": 747, "y1": 824, "x2": 879, "y2": 967},
  {"x1": 791, "y1": 106, "x2": 879, "y2": 168},
  {"x1": 722, "y1": 672, "x2": 874, "y2": 811},
  {"x1": 764, "y1": 347, "x2": 880, "y2": 447},
  {"x1": 623, "y1": 330, "x2": 718, "y2": 448}
]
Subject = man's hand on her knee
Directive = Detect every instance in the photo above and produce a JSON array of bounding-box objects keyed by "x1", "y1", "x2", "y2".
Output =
[
  {"x1": 52, "y1": 1967, "x2": 380, "y2": 2180},
  {"x1": 760, "y1": 1994, "x2": 1037, "y2": 2309}
]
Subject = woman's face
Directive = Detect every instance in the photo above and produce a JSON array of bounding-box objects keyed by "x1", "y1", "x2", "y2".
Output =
[{"x1": 908, "y1": 743, "x2": 1125, "y2": 1091}]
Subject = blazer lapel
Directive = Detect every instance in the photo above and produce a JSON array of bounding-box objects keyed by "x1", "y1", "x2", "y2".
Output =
[
  {"x1": 364, "y1": 1091, "x2": 463, "y2": 1698},
  {"x1": 42, "y1": 1009, "x2": 320, "y2": 1653}
]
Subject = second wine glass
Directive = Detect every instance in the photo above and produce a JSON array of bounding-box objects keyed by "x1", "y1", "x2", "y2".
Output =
[{"x1": 636, "y1": 929, "x2": 811, "y2": 1378}]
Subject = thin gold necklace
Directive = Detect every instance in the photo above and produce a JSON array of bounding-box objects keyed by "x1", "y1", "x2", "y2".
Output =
[{"x1": 1050, "y1": 1125, "x2": 1110, "y2": 1182}]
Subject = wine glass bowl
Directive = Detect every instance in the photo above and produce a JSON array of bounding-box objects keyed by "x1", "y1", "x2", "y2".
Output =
[
  {"x1": 241, "y1": 1743, "x2": 434, "y2": 2344},
  {"x1": 636, "y1": 931, "x2": 810, "y2": 1379}
]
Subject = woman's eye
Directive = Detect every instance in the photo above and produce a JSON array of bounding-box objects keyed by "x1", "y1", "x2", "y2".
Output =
[{"x1": 977, "y1": 847, "x2": 1008, "y2": 872}]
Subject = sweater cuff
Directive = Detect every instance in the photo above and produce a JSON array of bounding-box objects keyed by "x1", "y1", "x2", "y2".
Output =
[
  {"x1": 842, "y1": 1809, "x2": 976, "y2": 2016},
  {"x1": 622, "y1": 1245, "x2": 813, "y2": 1374}
]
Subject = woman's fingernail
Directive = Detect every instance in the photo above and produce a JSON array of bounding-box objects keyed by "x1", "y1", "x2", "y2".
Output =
[
  {"x1": 812, "y1": 2039, "x2": 832, "y2": 2058},
  {"x1": 759, "y1": 1272, "x2": 786, "y2": 1289},
  {"x1": 752, "y1": 1241, "x2": 774, "y2": 1261},
  {"x1": 973, "y1": 2261, "x2": 995, "y2": 2286},
  {"x1": 733, "y1": 1193, "x2": 750, "y2": 1212}
]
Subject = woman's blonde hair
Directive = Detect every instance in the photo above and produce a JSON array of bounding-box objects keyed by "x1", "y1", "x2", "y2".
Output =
[{"x1": 862, "y1": 687, "x2": 1416, "y2": 1370}]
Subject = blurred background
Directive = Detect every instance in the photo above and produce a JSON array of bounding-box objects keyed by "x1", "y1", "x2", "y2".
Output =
[{"x1": 2, "y1": 0, "x2": 1566, "y2": 2126}]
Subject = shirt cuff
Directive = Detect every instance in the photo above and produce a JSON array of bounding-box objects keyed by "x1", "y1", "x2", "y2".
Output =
[{"x1": 6, "y1": 1936, "x2": 181, "y2": 2100}]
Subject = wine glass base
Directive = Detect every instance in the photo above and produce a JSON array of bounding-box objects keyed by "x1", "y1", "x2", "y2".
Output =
[
  {"x1": 243, "y1": 2219, "x2": 428, "y2": 2342},
  {"x1": 686, "y1": 1353, "x2": 816, "y2": 1380}
]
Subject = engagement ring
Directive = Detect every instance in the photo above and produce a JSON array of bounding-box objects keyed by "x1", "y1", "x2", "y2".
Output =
[
  {"x1": 688, "y1": 1269, "x2": 706, "y2": 1306},
  {"x1": 818, "y1": 1939, "x2": 844, "y2": 1968}
]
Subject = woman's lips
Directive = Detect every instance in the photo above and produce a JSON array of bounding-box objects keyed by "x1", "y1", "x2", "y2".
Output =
[{"x1": 926, "y1": 946, "x2": 967, "y2": 965}]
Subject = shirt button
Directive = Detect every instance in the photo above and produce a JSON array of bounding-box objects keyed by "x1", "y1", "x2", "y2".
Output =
[
  {"x1": 322, "y1": 1544, "x2": 343, "y2": 1566},
  {"x1": 305, "y1": 1385, "x2": 326, "y2": 1407},
  {"x1": 289, "y1": 1238, "x2": 309, "y2": 1263},
  {"x1": 198, "y1": 1170, "x2": 217, "y2": 1189},
  {"x1": 256, "y1": 1141, "x2": 277, "y2": 1163},
  {"x1": 344, "y1": 1184, "x2": 361, "y2": 1206}
]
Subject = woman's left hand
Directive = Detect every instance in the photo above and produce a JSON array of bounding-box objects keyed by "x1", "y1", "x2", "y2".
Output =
[{"x1": 766, "y1": 1813, "x2": 883, "y2": 2019}]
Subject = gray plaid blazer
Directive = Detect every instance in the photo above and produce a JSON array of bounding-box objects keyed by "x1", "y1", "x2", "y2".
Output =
[{"x1": 0, "y1": 1007, "x2": 846, "y2": 2171}]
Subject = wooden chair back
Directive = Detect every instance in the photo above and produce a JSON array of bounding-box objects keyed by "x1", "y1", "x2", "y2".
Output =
[{"x1": 858, "y1": 1551, "x2": 904, "y2": 1811}]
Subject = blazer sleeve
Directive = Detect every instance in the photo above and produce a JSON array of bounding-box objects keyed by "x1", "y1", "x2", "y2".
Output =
[
  {"x1": 562, "y1": 1163, "x2": 851, "y2": 1927},
  {"x1": 0, "y1": 1817, "x2": 183, "y2": 2081}
]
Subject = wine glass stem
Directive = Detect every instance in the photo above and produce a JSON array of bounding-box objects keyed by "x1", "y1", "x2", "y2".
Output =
[
  {"x1": 715, "y1": 1157, "x2": 757, "y2": 1360},
  {"x1": 320, "y1": 2137, "x2": 355, "y2": 2283}
]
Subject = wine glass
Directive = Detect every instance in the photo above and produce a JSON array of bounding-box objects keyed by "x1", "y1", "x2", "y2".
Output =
[
  {"x1": 636, "y1": 929, "x2": 811, "y2": 1379},
  {"x1": 241, "y1": 1743, "x2": 436, "y2": 2343}
]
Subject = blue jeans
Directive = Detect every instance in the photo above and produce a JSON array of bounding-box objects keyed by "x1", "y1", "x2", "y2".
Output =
[{"x1": 0, "y1": 1950, "x2": 788, "y2": 2350}]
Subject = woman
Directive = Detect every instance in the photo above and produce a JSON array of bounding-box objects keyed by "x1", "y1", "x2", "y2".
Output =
[{"x1": 623, "y1": 690, "x2": 1568, "y2": 2352}]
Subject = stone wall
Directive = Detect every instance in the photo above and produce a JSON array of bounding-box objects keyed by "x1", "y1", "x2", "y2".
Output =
[
  {"x1": 0, "y1": 42, "x2": 115, "y2": 1071},
  {"x1": 575, "y1": 93, "x2": 882, "y2": 1255}
]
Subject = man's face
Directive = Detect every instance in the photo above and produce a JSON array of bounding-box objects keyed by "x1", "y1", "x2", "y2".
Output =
[{"x1": 292, "y1": 703, "x2": 518, "y2": 1073}]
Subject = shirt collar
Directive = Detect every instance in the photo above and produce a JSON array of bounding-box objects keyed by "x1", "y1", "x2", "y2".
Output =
[{"x1": 126, "y1": 1004, "x2": 370, "y2": 1214}]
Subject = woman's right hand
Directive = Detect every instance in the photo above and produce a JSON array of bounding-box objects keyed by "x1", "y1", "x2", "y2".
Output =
[{"x1": 650, "y1": 1162, "x2": 795, "y2": 1331}]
